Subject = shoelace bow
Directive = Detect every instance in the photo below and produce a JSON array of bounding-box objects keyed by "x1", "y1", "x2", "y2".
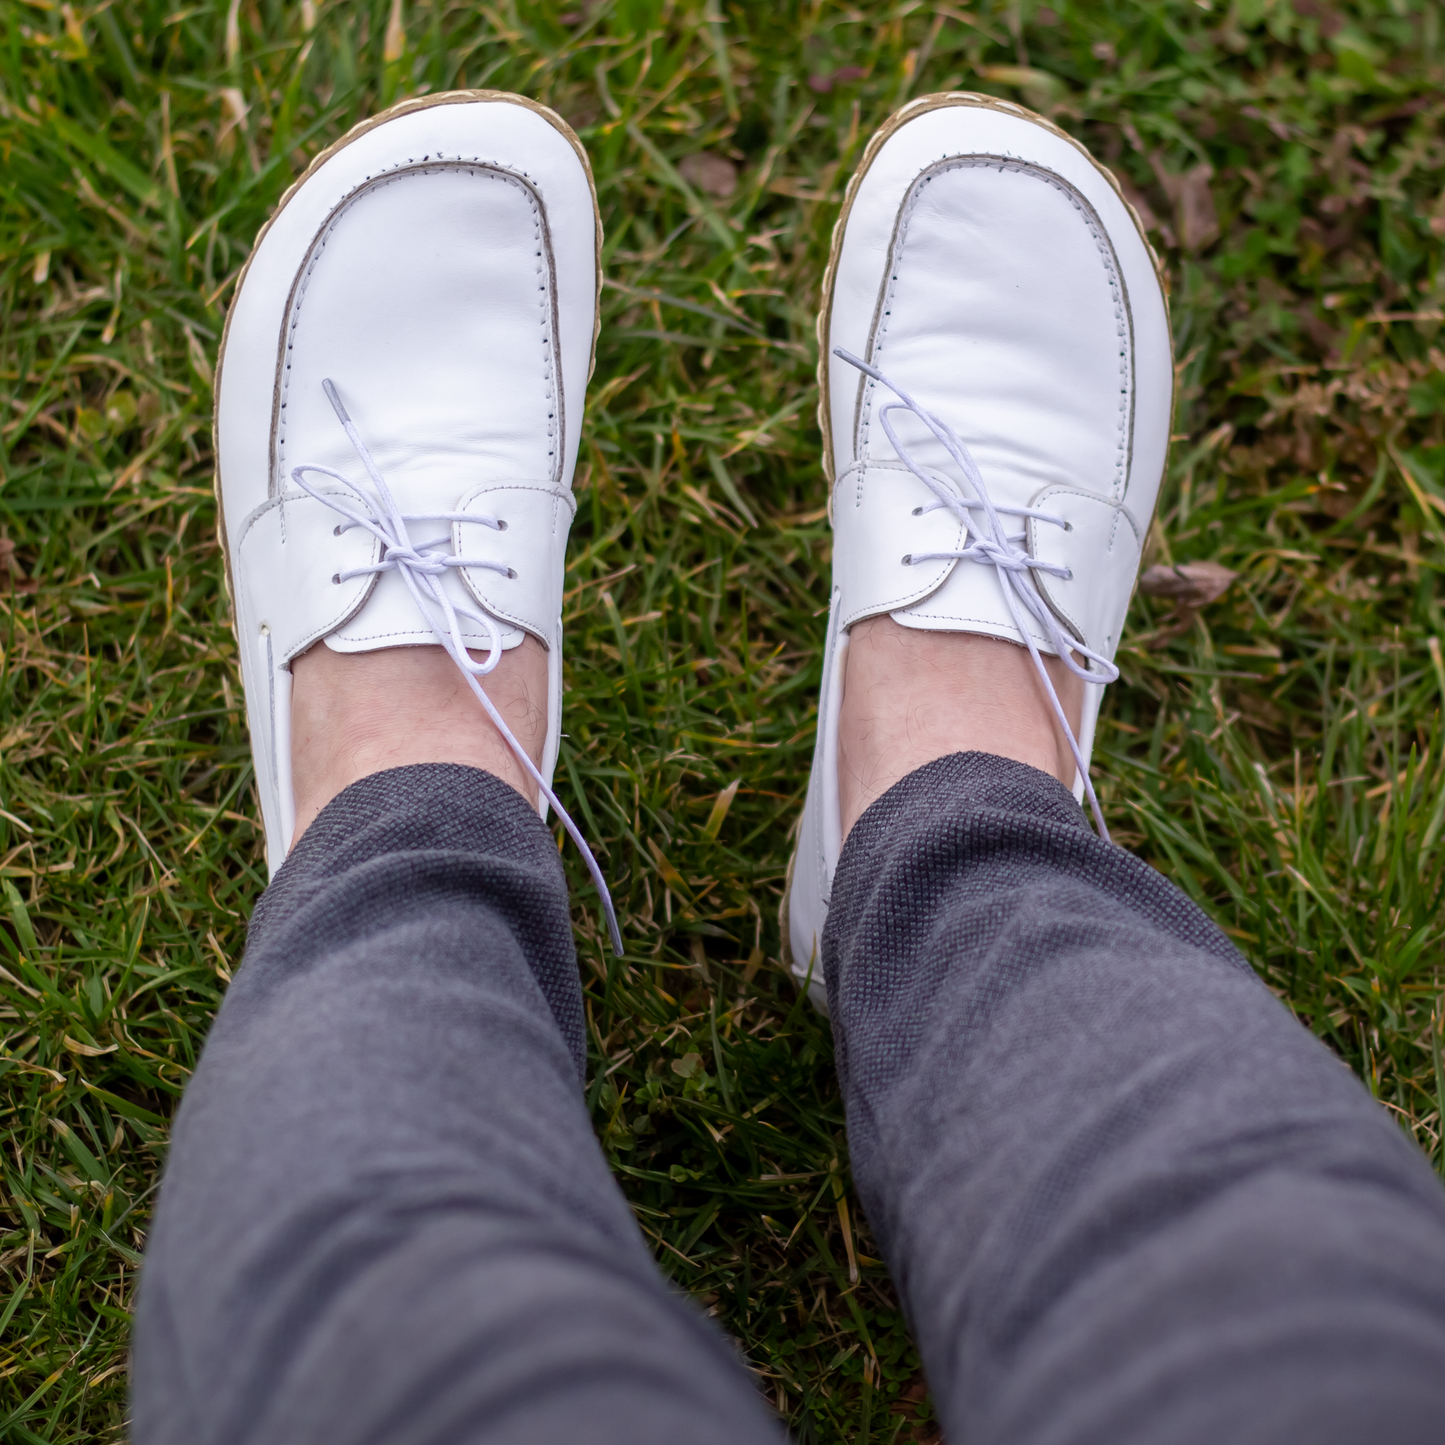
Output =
[
  {"x1": 836, "y1": 348, "x2": 1117, "y2": 839},
  {"x1": 292, "y1": 379, "x2": 623, "y2": 953}
]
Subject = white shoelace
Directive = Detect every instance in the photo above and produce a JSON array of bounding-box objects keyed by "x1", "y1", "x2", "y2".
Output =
[
  {"x1": 836, "y1": 348, "x2": 1116, "y2": 839},
  {"x1": 292, "y1": 379, "x2": 623, "y2": 953}
]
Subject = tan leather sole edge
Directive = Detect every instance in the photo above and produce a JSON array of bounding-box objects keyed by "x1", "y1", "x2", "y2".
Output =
[{"x1": 210, "y1": 89, "x2": 605, "y2": 635}]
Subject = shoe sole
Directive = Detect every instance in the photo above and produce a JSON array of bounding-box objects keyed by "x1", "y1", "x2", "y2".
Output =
[
  {"x1": 211, "y1": 90, "x2": 603, "y2": 635},
  {"x1": 779, "y1": 91, "x2": 1172, "y2": 982}
]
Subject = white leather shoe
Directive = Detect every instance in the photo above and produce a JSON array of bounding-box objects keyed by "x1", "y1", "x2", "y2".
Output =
[
  {"x1": 783, "y1": 94, "x2": 1172, "y2": 1004},
  {"x1": 216, "y1": 91, "x2": 617, "y2": 944}
]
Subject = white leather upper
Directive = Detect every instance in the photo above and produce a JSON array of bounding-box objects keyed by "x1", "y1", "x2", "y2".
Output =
[
  {"x1": 216, "y1": 95, "x2": 598, "y2": 873},
  {"x1": 453, "y1": 482, "x2": 577, "y2": 641},
  {"x1": 787, "y1": 96, "x2": 1172, "y2": 995}
]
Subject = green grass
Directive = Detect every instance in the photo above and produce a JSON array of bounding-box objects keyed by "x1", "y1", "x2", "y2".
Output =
[{"x1": 1, "y1": 0, "x2": 1444, "y2": 1439}]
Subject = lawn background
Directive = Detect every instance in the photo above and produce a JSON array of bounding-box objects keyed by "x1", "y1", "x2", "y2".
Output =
[{"x1": 3, "y1": 0, "x2": 1445, "y2": 1439}]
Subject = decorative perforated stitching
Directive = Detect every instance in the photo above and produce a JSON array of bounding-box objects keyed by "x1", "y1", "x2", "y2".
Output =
[
  {"x1": 274, "y1": 158, "x2": 561, "y2": 495},
  {"x1": 858, "y1": 155, "x2": 1133, "y2": 505}
]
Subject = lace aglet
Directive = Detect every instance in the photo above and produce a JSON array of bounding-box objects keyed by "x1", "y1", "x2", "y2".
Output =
[
  {"x1": 321, "y1": 378, "x2": 352, "y2": 426},
  {"x1": 833, "y1": 347, "x2": 883, "y2": 383}
]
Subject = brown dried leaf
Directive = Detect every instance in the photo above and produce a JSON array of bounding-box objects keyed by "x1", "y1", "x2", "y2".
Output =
[
  {"x1": 1150, "y1": 157, "x2": 1220, "y2": 252},
  {"x1": 1116, "y1": 173, "x2": 1163, "y2": 240},
  {"x1": 0, "y1": 537, "x2": 36, "y2": 594},
  {"x1": 1138, "y1": 560, "x2": 1237, "y2": 607},
  {"x1": 678, "y1": 151, "x2": 738, "y2": 199},
  {"x1": 807, "y1": 65, "x2": 867, "y2": 93},
  {"x1": 1175, "y1": 164, "x2": 1219, "y2": 251},
  {"x1": 1292, "y1": 0, "x2": 1345, "y2": 38}
]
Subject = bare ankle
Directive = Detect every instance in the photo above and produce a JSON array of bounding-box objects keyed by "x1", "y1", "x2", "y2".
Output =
[
  {"x1": 836, "y1": 617, "x2": 1085, "y2": 839},
  {"x1": 289, "y1": 639, "x2": 548, "y2": 845}
]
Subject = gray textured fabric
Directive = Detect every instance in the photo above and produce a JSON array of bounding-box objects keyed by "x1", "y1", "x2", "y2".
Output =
[
  {"x1": 826, "y1": 751, "x2": 1445, "y2": 1445},
  {"x1": 131, "y1": 765, "x2": 784, "y2": 1445},
  {"x1": 133, "y1": 754, "x2": 1445, "y2": 1445}
]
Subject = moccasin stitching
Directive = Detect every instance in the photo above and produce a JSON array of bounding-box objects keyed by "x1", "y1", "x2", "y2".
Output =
[
  {"x1": 273, "y1": 161, "x2": 557, "y2": 497},
  {"x1": 861, "y1": 156, "x2": 1132, "y2": 499}
]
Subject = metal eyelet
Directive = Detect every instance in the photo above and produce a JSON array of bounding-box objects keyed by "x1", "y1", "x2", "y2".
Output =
[
  {"x1": 331, "y1": 573, "x2": 340, "y2": 585},
  {"x1": 901, "y1": 554, "x2": 913, "y2": 566},
  {"x1": 496, "y1": 520, "x2": 508, "y2": 531},
  {"x1": 507, "y1": 568, "x2": 518, "y2": 579},
  {"x1": 333, "y1": 524, "x2": 342, "y2": 536},
  {"x1": 911, "y1": 506, "x2": 922, "y2": 516}
]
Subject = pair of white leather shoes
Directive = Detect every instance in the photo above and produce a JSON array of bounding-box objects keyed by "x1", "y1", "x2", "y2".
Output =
[{"x1": 215, "y1": 90, "x2": 1170, "y2": 983}]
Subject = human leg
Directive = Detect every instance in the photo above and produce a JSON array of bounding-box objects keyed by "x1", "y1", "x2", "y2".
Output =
[
  {"x1": 132, "y1": 763, "x2": 782, "y2": 1445},
  {"x1": 132, "y1": 92, "x2": 782, "y2": 1445},
  {"x1": 837, "y1": 615, "x2": 1084, "y2": 834},
  {"x1": 826, "y1": 750, "x2": 1445, "y2": 1445},
  {"x1": 787, "y1": 93, "x2": 1445, "y2": 1443},
  {"x1": 288, "y1": 633, "x2": 551, "y2": 835}
]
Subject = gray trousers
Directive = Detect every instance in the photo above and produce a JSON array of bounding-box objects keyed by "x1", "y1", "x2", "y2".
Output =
[{"x1": 133, "y1": 756, "x2": 1445, "y2": 1444}]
